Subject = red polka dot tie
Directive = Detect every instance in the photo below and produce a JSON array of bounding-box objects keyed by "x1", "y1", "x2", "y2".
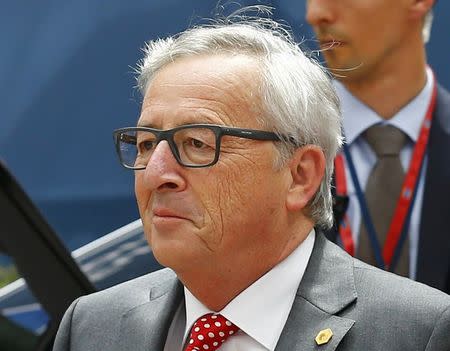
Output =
[{"x1": 184, "y1": 313, "x2": 239, "y2": 351}]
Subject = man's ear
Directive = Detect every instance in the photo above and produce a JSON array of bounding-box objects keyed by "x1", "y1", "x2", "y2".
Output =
[
  {"x1": 286, "y1": 145, "x2": 326, "y2": 212},
  {"x1": 409, "y1": 0, "x2": 435, "y2": 20}
]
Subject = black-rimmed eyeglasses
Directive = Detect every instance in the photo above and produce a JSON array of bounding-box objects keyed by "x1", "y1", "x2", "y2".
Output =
[{"x1": 113, "y1": 124, "x2": 294, "y2": 169}]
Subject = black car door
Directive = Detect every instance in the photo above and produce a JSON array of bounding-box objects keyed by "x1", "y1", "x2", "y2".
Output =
[{"x1": 0, "y1": 161, "x2": 96, "y2": 351}]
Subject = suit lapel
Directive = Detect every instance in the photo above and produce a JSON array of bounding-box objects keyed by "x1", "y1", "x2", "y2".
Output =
[
  {"x1": 116, "y1": 271, "x2": 183, "y2": 351},
  {"x1": 276, "y1": 233, "x2": 356, "y2": 351},
  {"x1": 417, "y1": 84, "x2": 450, "y2": 292}
]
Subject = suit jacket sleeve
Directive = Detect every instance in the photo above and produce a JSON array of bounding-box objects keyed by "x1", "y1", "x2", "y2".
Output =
[
  {"x1": 53, "y1": 298, "x2": 81, "y2": 351},
  {"x1": 425, "y1": 304, "x2": 450, "y2": 351}
]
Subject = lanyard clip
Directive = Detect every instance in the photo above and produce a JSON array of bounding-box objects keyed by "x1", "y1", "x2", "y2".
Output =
[{"x1": 333, "y1": 195, "x2": 349, "y2": 227}]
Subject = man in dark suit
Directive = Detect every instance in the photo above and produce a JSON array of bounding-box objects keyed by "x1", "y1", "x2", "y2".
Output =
[
  {"x1": 53, "y1": 10, "x2": 449, "y2": 351},
  {"x1": 306, "y1": 0, "x2": 449, "y2": 293}
]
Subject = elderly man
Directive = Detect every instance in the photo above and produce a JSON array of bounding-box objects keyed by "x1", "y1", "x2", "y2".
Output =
[
  {"x1": 306, "y1": 0, "x2": 450, "y2": 292},
  {"x1": 53, "y1": 14, "x2": 450, "y2": 351}
]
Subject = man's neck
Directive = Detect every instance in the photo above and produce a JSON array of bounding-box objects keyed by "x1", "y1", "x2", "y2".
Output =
[
  {"x1": 341, "y1": 43, "x2": 428, "y2": 119},
  {"x1": 178, "y1": 220, "x2": 314, "y2": 311}
]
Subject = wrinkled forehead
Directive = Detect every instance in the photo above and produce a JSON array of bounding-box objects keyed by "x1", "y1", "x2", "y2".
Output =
[{"x1": 139, "y1": 54, "x2": 265, "y2": 129}]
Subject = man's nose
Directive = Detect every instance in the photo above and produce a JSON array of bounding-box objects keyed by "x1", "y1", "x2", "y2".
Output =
[
  {"x1": 141, "y1": 141, "x2": 187, "y2": 192},
  {"x1": 306, "y1": 0, "x2": 335, "y2": 27}
]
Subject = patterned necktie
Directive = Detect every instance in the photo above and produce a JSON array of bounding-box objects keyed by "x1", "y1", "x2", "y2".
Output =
[
  {"x1": 184, "y1": 313, "x2": 239, "y2": 351},
  {"x1": 358, "y1": 124, "x2": 410, "y2": 277}
]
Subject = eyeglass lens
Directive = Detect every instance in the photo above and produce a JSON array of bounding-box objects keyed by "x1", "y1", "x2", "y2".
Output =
[{"x1": 118, "y1": 127, "x2": 218, "y2": 168}]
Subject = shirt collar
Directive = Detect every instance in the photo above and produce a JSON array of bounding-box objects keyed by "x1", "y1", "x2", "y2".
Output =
[
  {"x1": 183, "y1": 229, "x2": 316, "y2": 351},
  {"x1": 336, "y1": 66, "x2": 435, "y2": 145}
]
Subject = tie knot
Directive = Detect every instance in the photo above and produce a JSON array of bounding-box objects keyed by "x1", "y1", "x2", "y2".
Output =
[
  {"x1": 363, "y1": 124, "x2": 408, "y2": 157},
  {"x1": 185, "y1": 313, "x2": 239, "y2": 351}
]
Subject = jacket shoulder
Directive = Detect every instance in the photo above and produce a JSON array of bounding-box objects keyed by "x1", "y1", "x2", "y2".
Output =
[
  {"x1": 353, "y1": 259, "x2": 449, "y2": 308},
  {"x1": 75, "y1": 267, "x2": 177, "y2": 311},
  {"x1": 338, "y1": 258, "x2": 450, "y2": 350},
  {"x1": 53, "y1": 268, "x2": 179, "y2": 351}
]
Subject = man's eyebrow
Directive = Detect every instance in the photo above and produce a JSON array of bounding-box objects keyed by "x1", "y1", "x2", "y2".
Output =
[
  {"x1": 136, "y1": 117, "x2": 218, "y2": 129},
  {"x1": 136, "y1": 122, "x2": 156, "y2": 128}
]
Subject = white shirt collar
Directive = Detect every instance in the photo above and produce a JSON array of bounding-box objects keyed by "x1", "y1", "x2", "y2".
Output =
[
  {"x1": 336, "y1": 66, "x2": 435, "y2": 145},
  {"x1": 183, "y1": 229, "x2": 316, "y2": 351}
]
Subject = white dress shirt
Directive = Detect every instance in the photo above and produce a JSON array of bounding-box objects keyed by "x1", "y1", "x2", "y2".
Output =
[
  {"x1": 334, "y1": 67, "x2": 435, "y2": 279},
  {"x1": 163, "y1": 229, "x2": 315, "y2": 351}
]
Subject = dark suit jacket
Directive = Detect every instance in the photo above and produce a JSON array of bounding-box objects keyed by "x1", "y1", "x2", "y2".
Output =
[
  {"x1": 330, "y1": 84, "x2": 450, "y2": 294},
  {"x1": 53, "y1": 233, "x2": 450, "y2": 351},
  {"x1": 417, "y1": 83, "x2": 450, "y2": 293}
]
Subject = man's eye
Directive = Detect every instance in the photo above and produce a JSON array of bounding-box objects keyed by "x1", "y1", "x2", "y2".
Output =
[
  {"x1": 189, "y1": 138, "x2": 207, "y2": 149},
  {"x1": 139, "y1": 140, "x2": 155, "y2": 152}
]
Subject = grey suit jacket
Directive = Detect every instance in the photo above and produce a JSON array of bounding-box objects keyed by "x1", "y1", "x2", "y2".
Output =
[{"x1": 53, "y1": 233, "x2": 450, "y2": 350}]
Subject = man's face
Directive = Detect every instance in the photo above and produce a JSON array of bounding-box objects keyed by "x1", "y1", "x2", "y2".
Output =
[
  {"x1": 135, "y1": 55, "x2": 292, "y2": 275},
  {"x1": 306, "y1": 0, "x2": 412, "y2": 80}
]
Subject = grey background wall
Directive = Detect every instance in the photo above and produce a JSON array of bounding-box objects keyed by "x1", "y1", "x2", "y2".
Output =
[{"x1": 1, "y1": 1, "x2": 448, "y2": 250}]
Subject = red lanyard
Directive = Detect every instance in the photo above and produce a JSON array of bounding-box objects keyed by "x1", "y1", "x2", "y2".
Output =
[
  {"x1": 334, "y1": 76, "x2": 437, "y2": 269},
  {"x1": 334, "y1": 154, "x2": 355, "y2": 256}
]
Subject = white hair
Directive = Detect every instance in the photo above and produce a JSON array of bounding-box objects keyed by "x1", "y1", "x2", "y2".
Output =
[{"x1": 135, "y1": 8, "x2": 343, "y2": 229}]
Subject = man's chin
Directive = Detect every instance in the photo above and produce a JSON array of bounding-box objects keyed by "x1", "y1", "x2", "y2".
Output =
[{"x1": 151, "y1": 240, "x2": 199, "y2": 272}]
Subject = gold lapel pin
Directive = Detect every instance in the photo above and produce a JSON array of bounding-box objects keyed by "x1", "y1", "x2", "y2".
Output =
[{"x1": 315, "y1": 328, "x2": 333, "y2": 345}]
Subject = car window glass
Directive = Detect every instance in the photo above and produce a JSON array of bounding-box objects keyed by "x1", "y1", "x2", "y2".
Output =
[{"x1": 0, "y1": 253, "x2": 49, "y2": 351}]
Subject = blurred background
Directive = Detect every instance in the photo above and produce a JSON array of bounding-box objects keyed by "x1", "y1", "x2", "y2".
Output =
[{"x1": 1, "y1": 0, "x2": 449, "y2": 254}]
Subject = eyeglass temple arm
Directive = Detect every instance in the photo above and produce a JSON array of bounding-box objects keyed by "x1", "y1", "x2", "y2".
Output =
[
  {"x1": 221, "y1": 127, "x2": 281, "y2": 141},
  {"x1": 222, "y1": 128, "x2": 300, "y2": 145}
]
